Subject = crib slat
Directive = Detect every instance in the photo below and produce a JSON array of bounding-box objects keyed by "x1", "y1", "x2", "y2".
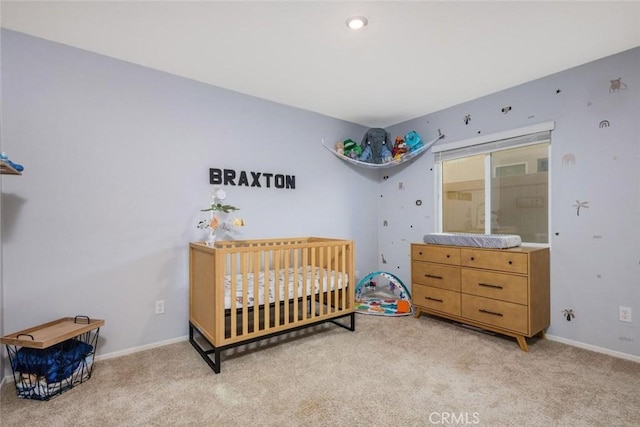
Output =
[
  {"x1": 273, "y1": 249, "x2": 280, "y2": 328},
  {"x1": 263, "y1": 250, "x2": 270, "y2": 331},
  {"x1": 293, "y1": 249, "x2": 299, "y2": 322},
  {"x1": 283, "y1": 250, "x2": 290, "y2": 326},
  {"x1": 253, "y1": 251, "x2": 260, "y2": 333},
  {"x1": 299, "y1": 249, "x2": 305, "y2": 321},
  {"x1": 317, "y1": 247, "x2": 324, "y2": 316},
  {"x1": 307, "y1": 248, "x2": 320, "y2": 319},
  {"x1": 241, "y1": 253, "x2": 249, "y2": 336},
  {"x1": 230, "y1": 254, "x2": 237, "y2": 338}
]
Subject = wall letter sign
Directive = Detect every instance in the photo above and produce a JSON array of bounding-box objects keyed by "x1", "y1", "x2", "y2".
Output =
[{"x1": 209, "y1": 168, "x2": 296, "y2": 189}]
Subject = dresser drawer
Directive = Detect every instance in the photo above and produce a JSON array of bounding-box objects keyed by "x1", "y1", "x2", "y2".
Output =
[
  {"x1": 460, "y1": 248, "x2": 528, "y2": 274},
  {"x1": 412, "y1": 262, "x2": 460, "y2": 291},
  {"x1": 461, "y1": 269, "x2": 528, "y2": 305},
  {"x1": 413, "y1": 284, "x2": 461, "y2": 316},
  {"x1": 412, "y1": 244, "x2": 460, "y2": 266},
  {"x1": 461, "y1": 294, "x2": 528, "y2": 334}
]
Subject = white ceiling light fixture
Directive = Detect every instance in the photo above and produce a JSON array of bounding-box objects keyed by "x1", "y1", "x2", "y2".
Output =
[{"x1": 346, "y1": 16, "x2": 368, "y2": 30}]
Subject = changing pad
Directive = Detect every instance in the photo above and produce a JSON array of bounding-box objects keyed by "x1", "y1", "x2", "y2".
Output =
[{"x1": 423, "y1": 232, "x2": 521, "y2": 249}]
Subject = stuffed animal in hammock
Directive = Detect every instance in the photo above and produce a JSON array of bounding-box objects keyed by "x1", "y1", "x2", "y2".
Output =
[
  {"x1": 392, "y1": 137, "x2": 408, "y2": 159},
  {"x1": 404, "y1": 131, "x2": 424, "y2": 152},
  {"x1": 342, "y1": 139, "x2": 362, "y2": 159},
  {"x1": 358, "y1": 128, "x2": 393, "y2": 164}
]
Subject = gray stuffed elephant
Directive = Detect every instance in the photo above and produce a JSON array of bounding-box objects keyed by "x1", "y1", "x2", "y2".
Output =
[{"x1": 358, "y1": 128, "x2": 393, "y2": 164}]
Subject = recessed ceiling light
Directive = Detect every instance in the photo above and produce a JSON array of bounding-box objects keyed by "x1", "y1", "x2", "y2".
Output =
[{"x1": 346, "y1": 16, "x2": 368, "y2": 30}]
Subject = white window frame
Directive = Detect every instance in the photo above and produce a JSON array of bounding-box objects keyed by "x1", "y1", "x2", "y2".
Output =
[{"x1": 433, "y1": 122, "x2": 554, "y2": 245}]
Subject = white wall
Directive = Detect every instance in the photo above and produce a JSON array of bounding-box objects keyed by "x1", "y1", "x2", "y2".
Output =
[
  {"x1": 383, "y1": 47, "x2": 640, "y2": 358},
  {"x1": 0, "y1": 30, "x2": 379, "y2": 371}
]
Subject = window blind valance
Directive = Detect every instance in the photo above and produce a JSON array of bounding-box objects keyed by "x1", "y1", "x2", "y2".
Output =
[{"x1": 433, "y1": 121, "x2": 554, "y2": 162}]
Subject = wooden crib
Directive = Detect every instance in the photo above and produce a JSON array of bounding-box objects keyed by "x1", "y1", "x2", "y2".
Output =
[{"x1": 189, "y1": 237, "x2": 355, "y2": 373}]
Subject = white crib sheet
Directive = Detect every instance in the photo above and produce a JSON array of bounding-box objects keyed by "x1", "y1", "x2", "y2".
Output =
[{"x1": 224, "y1": 266, "x2": 348, "y2": 309}]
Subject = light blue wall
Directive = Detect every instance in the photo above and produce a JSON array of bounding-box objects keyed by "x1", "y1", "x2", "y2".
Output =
[
  {"x1": 0, "y1": 30, "x2": 378, "y2": 365},
  {"x1": 384, "y1": 47, "x2": 640, "y2": 357},
  {"x1": 0, "y1": 28, "x2": 4, "y2": 381},
  {"x1": 1, "y1": 29, "x2": 638, "y2": 368}
]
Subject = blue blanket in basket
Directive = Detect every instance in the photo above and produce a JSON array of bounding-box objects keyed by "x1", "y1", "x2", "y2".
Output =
[{"x1": 12, "y1": 339, "x2": 93, "y2": 383}]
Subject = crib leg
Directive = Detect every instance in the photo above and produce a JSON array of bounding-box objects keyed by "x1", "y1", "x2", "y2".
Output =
[
  {"x1": 189, "y1": 322, "x2": 222, "y2": 374},
  {"x1": 330, "y1": 312, "x2": 355, "y2": 332}
]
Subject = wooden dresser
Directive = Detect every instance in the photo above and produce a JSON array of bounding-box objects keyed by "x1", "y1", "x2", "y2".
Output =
[{"x1": 411, "y1": 243, "x2": 550, "y2": 351}]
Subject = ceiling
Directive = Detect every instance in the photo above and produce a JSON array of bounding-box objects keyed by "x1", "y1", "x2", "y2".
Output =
[{"x1": 2, "y1": 1, "x2": 639, "y2": 128}]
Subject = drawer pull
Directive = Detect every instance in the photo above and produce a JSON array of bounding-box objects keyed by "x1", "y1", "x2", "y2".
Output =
[
  {"x1": 425, "y1": 274, "x2": 443, "y2": 280},
  {"x1": 470, "y1": 257, "x2": 475, "y2": 261},
  {"x1": 479, "y1": 309, "x2": 503, "y2": 317},
  {"x1": 478, "y1": 283, "x2": 503, "y2": 290},
  {"x1": 425, "y1": 296, "x2": 443, "y2": 303},
  {"x1": 508, "y1": 261, "x2": 513, "y2": 265},
  {"x1": 446, "y1": 254, "x2": 450, "y2": 258}
]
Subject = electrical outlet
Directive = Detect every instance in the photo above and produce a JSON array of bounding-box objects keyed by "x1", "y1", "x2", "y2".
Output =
[
  {"x1": 155, "y1": 300, "x2": 165, "y2": 315},
  {"x1": 619, "y1": 306, "x2": 631, "y2": 323}
]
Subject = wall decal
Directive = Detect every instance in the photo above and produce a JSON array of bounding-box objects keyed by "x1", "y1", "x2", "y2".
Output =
[
  {"x1": 210, "y1": 168, "x2": 295, "y2": 189},
  {"x1": 528, "y1": 115, "x2": 535, "y2": 119},
  {"x1": 562, "y1": 309, "x2": 575, "y2": 321},
  {"x1": 464, "y1": 114, "x2": 471, "y2": 125},
  {"x1": 383, "y1": 220, "x2": 388, "y2": 226},
  {"x1": 477, "y1": 131, "x2": 481, "y2": 134},
  {"x1": 383, "y1": 175, "x2": 389, "y2": 180},
  {"x1": 573, "y1": 200, "x2": 589, "y2": 216},
  {"x1": 599, "y1": 120, "x2": 610, "y2": 128},
  {"x1": 587, "y1": 102, "x2": 592, "y2": 107},
  {"x1": 501, "y1": 106, "x2": 512, "y2": 114},
  {"x1": 562, "y1": 154, "x2": 576, "y2": 165},
  {"x1": 415, "y1": 200, "x2": 422, "y2": 206},
  {"x1": 381, "y1": 254, "x2": 387, "y2": 264},
  {"x1": 398, "y1": 182, "x2": 404, "y2": 190},
  {"x1": 609, "y1": 77, "x2": 627, "y2": 93},
  {"x1": 556, "y1": 89, "x2": 562, "y2": 94}
]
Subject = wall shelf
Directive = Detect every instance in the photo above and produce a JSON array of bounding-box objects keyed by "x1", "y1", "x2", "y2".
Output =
[
  {"x1": 1, "y1": 161, "x2": 22, "y2": 175},
  {"x1": 323, "y1": 131, "x2": 444, "y2": 169}
]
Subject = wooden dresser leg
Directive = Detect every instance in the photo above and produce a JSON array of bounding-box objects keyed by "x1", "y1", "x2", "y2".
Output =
[
  {"x1": 414, "y1": 308, "x2": 422, "y2": 318},
  {"x1": 516, "y1": 336, "x2": 529, "y2": 352}
]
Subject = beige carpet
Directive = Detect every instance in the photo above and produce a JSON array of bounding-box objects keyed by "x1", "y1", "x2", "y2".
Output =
[{"x1": 1, "y1": 314, "x2": 639, "y2": 426}]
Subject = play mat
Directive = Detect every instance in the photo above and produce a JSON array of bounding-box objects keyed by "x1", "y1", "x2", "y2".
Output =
[{"x1": 355, "y1": 271, "x2": 412, "y2": 316}]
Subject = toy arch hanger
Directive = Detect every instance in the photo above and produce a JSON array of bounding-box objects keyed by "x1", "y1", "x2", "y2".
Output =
[{"x1": 322, "y1": 130, "x2": 445, "y2": 169}]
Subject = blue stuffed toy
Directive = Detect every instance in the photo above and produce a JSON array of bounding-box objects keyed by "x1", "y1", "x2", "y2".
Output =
[{"x1": 404, "y1": 131, "x2": 423, "y2": 152}]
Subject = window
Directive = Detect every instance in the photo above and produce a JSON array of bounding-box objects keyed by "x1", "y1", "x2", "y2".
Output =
[{"x1": 433, "y1": 123, "x2": 552, "y2": 244}]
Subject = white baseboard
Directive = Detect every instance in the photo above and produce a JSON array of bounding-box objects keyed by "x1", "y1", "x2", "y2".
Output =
[
  {"x1": 546, "y1": 334, "x2": 640, "y2": 363},
  {"x1": 94, "y1": 335, "x2": 188, "y2": 362}
]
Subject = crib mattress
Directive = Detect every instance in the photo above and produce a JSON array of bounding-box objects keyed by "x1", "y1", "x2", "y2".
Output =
[
  {"x1": 423, "y1": 232, "x2": 521, "y2": 249},
  {"x1": 224, "y1": 266, "x2": 347, "y2": 310}
]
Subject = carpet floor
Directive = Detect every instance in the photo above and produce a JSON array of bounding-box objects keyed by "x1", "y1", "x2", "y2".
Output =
[{"x1": 1, "y1": 314, "x2": 639, "y2": 426}]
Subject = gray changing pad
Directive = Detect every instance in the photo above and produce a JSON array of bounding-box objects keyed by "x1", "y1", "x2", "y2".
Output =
[{"x1": 423, "y1": 232, "x2": 522, "y2": 249}]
